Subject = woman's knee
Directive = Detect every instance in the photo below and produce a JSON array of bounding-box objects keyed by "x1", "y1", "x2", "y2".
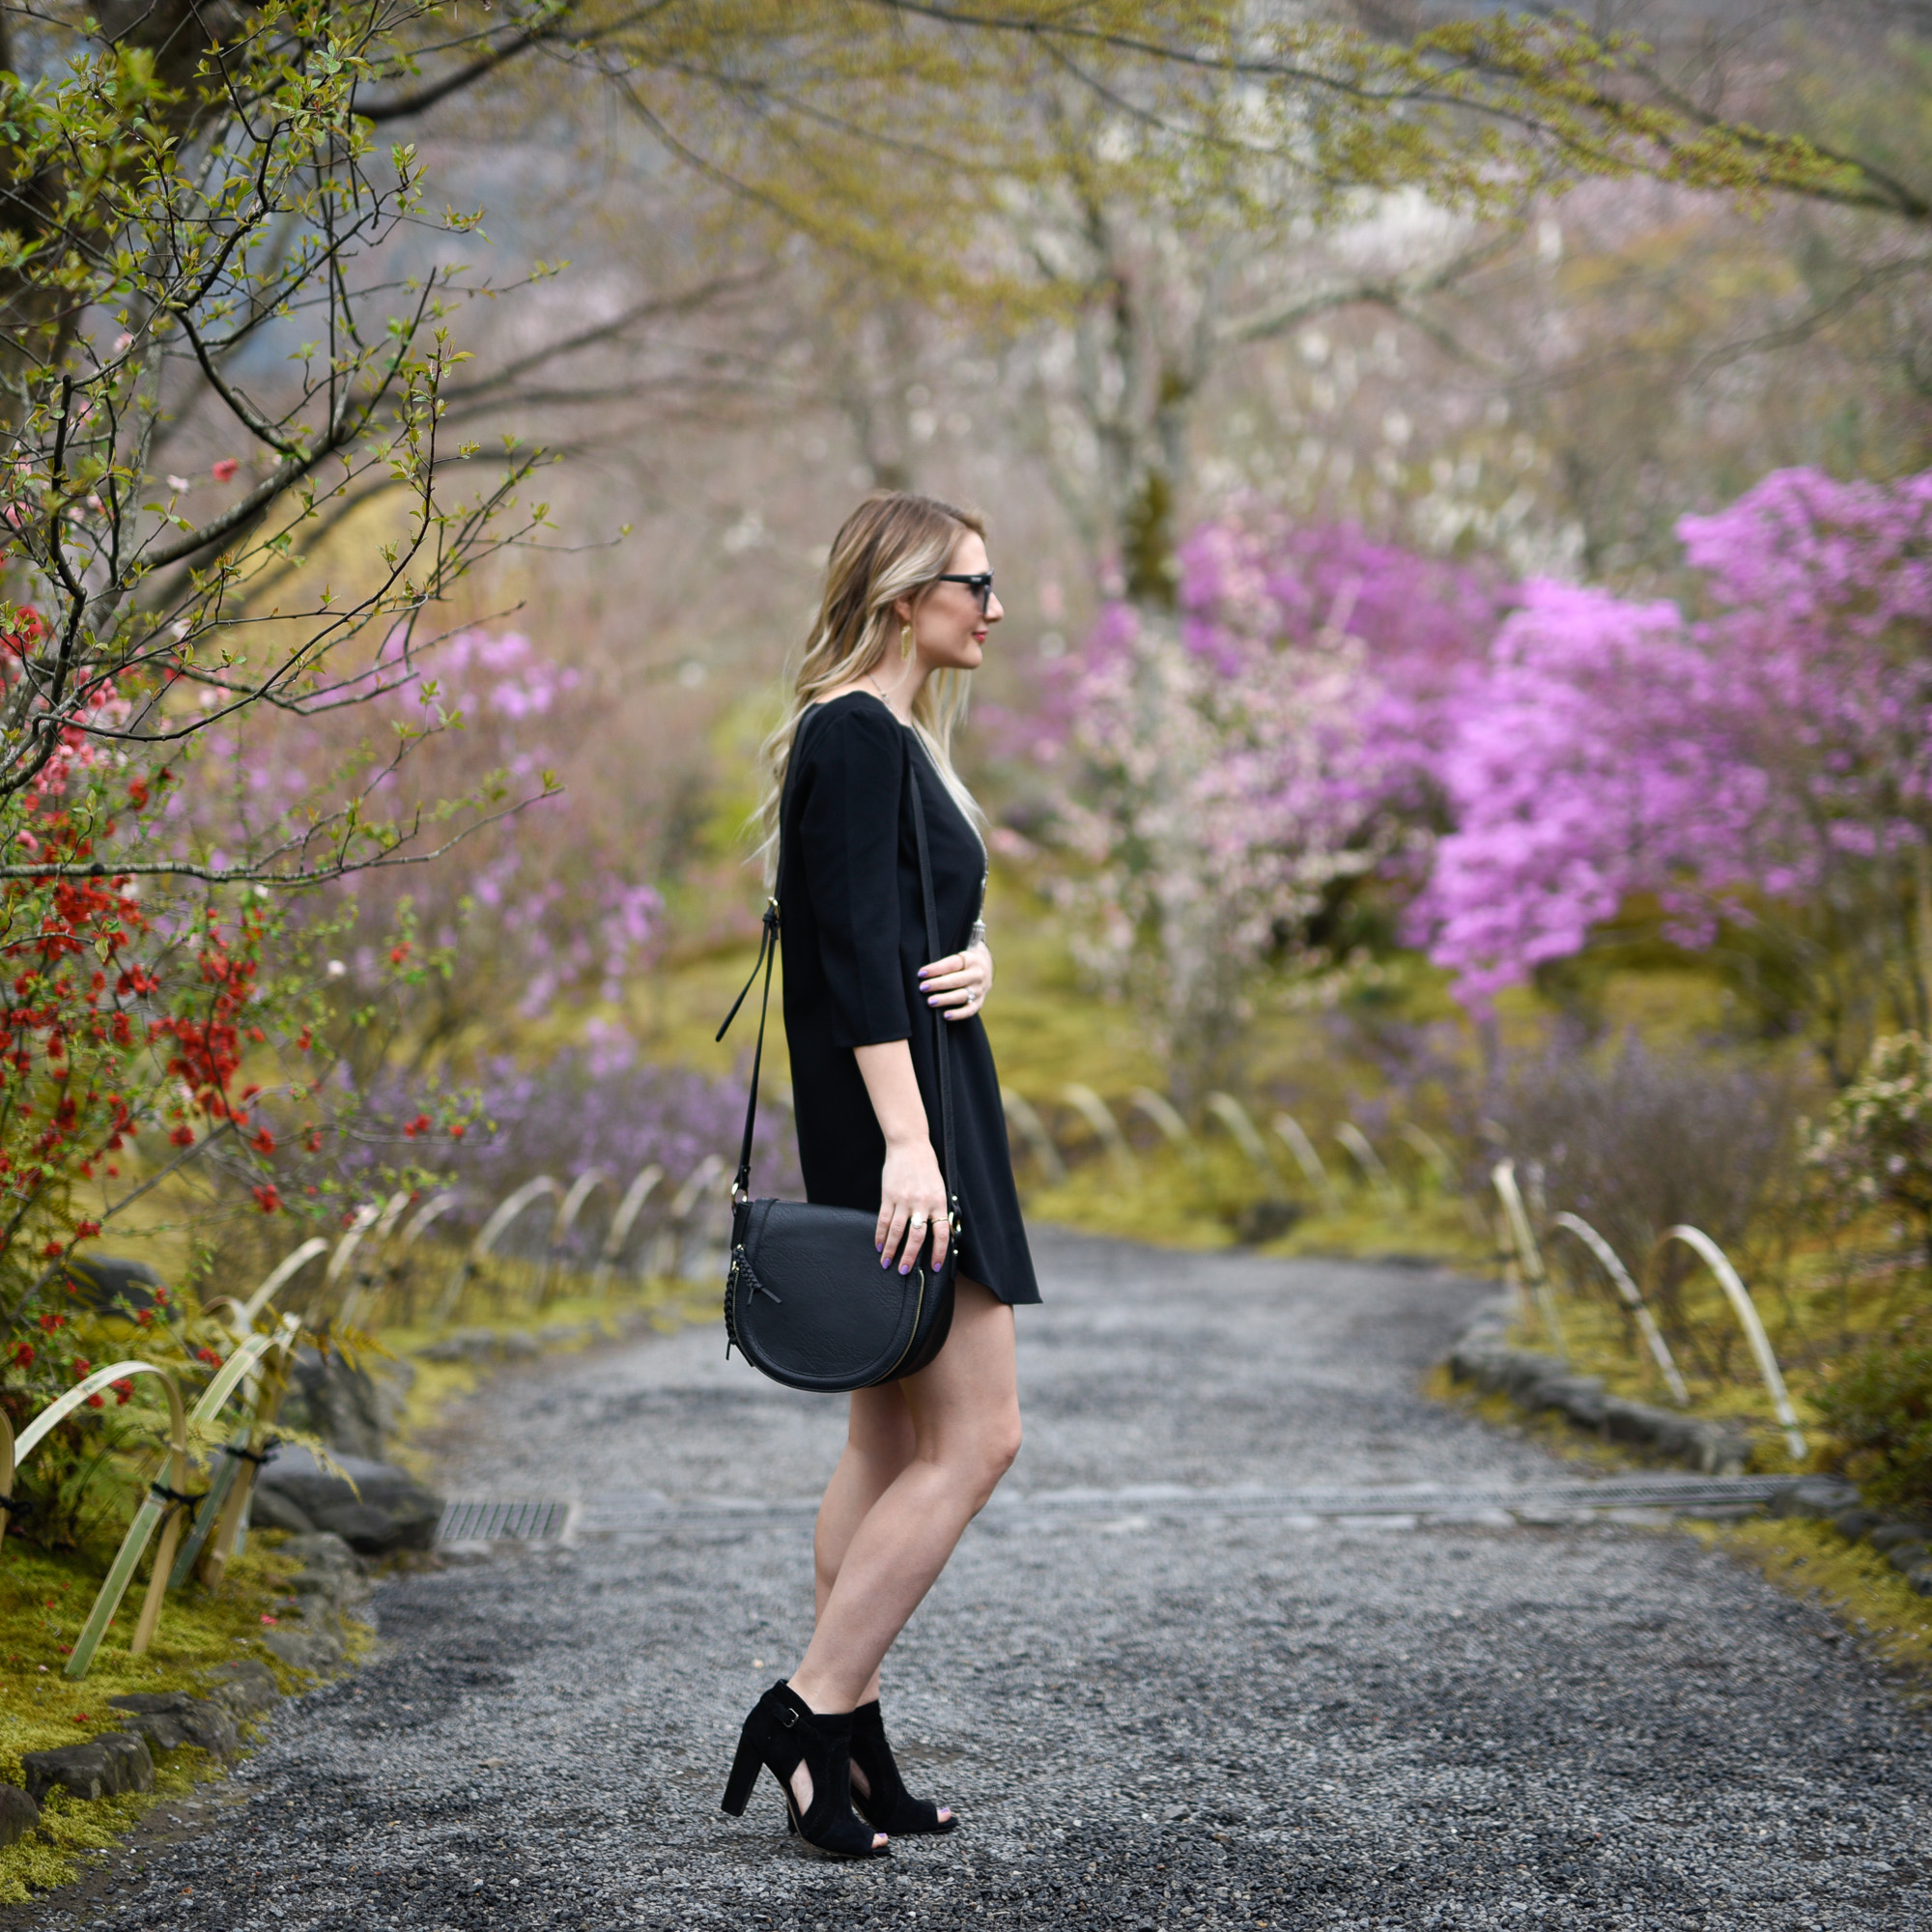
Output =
[{"x1": 955, "y1": 1409, "x2": 1021, "y2": 1501}]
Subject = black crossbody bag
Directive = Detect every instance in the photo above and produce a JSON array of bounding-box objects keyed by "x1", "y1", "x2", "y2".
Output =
[{"x1": 714, "y1": 728, "x2": 958, "y2": 1392}]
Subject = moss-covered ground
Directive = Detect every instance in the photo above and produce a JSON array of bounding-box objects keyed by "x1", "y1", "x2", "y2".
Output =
[{"x1": 0, "y1": 1537, "x2": 300, "y2": 1902}]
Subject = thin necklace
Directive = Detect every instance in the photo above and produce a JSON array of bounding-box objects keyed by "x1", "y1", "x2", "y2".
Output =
[{"x1": 866, "y1": 671, "x2": 906, "y2": 721}]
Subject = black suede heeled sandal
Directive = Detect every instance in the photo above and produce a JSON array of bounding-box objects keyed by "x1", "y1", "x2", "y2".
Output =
[
  {"x1": 848, "y1": 1698, "x2": 959, "y2": 1835},
  {"x1": 722, "y1": 1682, "x2": 890, "y2": 1860}
]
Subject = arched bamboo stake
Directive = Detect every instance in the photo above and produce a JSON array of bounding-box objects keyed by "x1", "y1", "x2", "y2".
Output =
[
  {"x1": 592, "y1": 1164, "x2": 663, "y2": 1294},
  {"x1": 1271, "y1": 1113, "x2": 1340, "y2": 1214},
  {"x1": 1492, "y1": 1160, "x2": 1567, "y2": 1362},
  {"x1": 998, "y1": 1090, "x2": 1067, "y2": 1187},
  {"x1": 390, "y1": 1192, "x2": 463, "y2": 1326},
  {"x1": 1204, "y1": 1094, "x2": 1288, "y2": 1198},
  {"x1": 1128, "y1": 1088, "x2": 1197, "y2": 1158},
  {"x1": 397, "y1": 1190, "x2": 463, "y2": 1254},
  {"x1": 1337, "y1": 1123, "x2": 1403, "y2": 1214},
  {"x1": 196, "y1": 1313, "x2": 302, "y2": 1590},
  {"x1": 549, "y1": 1169, "x2": 612, "y2": 1302},
  {"x1": 661, "y1": 1154, "x2": 726, "y2": 1280},
  {"x1": 1548, "y1": 1213, "x2": 1690, "y2": 1406},
  {"x1": 171, "y1": 1306, "x2": 302, "y2": 1589},
  {"x1": 242, "y1": 1237, "x2": 329, "y2": 1325},
  {"x1": 27, "y1": 1362, "x2": 188, "y2": 1678},
  {"x1": 1397, "y1": 1124, "x2": 1457, "y2": 1194},
  {"x1": 439, "y1": 1177, "x2": 564, "y2": 1320},
  {"x1": 334, "y1": 1192, "x2": 410, "y2": 1331},
  {"x1": 1060, "y1": 1085, "x2": 1139, "y2": 1189},
  {"x1": 1651, "y1": 1225, "x2": 1806, "y2": 1461}
]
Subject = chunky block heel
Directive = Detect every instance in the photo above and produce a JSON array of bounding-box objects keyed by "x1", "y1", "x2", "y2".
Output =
[
  {"x1": 721, "y1": 1728, "x2": 763, "y2": 1817},
  {"x1": 849, "y1": 1698, "x2": 958, "y2": 1834},
  {"x1": 719, "y1": 1681, "x2": 889, "y2": 1860}
]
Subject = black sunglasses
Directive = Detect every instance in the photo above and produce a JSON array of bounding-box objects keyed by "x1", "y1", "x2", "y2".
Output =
[{"x1": 934, "y1": 571, "x2": 994, "y2": 614}]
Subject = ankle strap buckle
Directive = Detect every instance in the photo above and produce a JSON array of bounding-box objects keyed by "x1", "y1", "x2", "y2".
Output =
[{"x1": 776, "y1": 1706, "x2": 798, "y2": 1728}]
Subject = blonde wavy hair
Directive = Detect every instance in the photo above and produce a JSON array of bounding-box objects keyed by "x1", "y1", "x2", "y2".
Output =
[{"x1": 756, "y1": 492, "x2": 989, "y2": 888}]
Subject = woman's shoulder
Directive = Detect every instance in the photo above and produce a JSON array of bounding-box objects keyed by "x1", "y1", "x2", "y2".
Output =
[{"x1": 795, "y1": 690, "x2": 904, "y2": 761}]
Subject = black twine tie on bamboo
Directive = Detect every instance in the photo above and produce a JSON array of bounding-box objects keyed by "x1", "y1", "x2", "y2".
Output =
[
  {"x1": 221, "y1": 1437, "x2": 280, "y2": 1468},
  {"x1": 150, "y1": 1480, "x2": 207, "y2": 1511}
]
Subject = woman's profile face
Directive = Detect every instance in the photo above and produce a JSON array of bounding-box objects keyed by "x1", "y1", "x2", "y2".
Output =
[{"x1": 911, "y1": 530, "x2": 1003, "y2": 673}]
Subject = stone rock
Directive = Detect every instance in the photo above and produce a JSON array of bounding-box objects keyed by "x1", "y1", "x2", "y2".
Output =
[
  {"x1": 499, "y1": 1331, "x2": 540, "y2": 1361},
  {"x1": 97, "y1": 1732, "x2": 154, "y2": 1794},
  {"x1": 279, "y1": 1530, "x2": 368, "y2": 1577},
  {"x1": 105, "y1": 1692, "x2": 239, "y2": 1760},
  {"x1": 414, "y1": 1327, "x2": 502, "y2": 1365},
  {"x1": 1905, "y1": 1563, "x2": 1932, "y2": 1600},
  {"x1": 1833, "y1": 1507, "x2": 1885, "y2": 1541},
  {"x1": 1229, "y1": 1200, "x2": 1302, "y2": 1246},
  {"x1": 260, "y1": 1625, "x2": 345, "y2": 1673},
  {"x1": 1870, "y1": 1520, "x2": 1929, "y2": 1552},
  {"x1": 1887, "y1": 1541, "x2": 1932, "y2": 1573},
  {"x1": 22, "y1": 1732, "x2": 153, "y2": 1804},
  {"x1": 60, "y1": 1254, "x2": 165, "y2": 1317},
  {"x1": 248, "y1": 1484, "x2": 318, "y2": 1536},
  {"x1": 203, "y1": 1658, "x2": 279, "y2": 1718},
  {"x1": 0, "y1": 1784, "x2": 37, "y2": 1846},
  {"x1": 1446, "y1": 1330, "x2": 1747, "y2": 1472},
  {"x1": 275, "y1": 1346, "x2": 415, "y2": 1462},
  {"x1": 254, "y1": 1445, "x2": 442, "y2": 1556},
  {"x1": 1768, "y1": 1477, "x2": 1862, "y2": 1520}
]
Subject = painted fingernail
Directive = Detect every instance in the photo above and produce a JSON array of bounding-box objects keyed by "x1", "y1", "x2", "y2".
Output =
[{"x1": 898, "y1": 1263, "x2": 910, "y2": 1275}]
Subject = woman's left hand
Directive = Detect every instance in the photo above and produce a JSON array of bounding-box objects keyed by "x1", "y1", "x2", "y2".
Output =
[{"x1": 919, "y1": 940, "x2": 993, "y2": 1021}]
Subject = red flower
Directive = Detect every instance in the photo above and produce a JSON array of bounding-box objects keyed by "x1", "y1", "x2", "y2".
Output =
[
  {"x1": 388, "y1": 942, "x2": 412, "y2": 964},
  {"x1": 195, "y1": 1347, "x2": 221, "y2": 1368},
  {"x1": 111, "y1": 1378, "x2": 131, "y2": 1406},
  {"x1": 250, "y1": 1127, "x2": 275, "y2": 1154},
  {"x1": 168, "y1": 1124, "x2": 194, "y2": 1147},
  {"x1": 41, "y1": 1241, "x2": 61, "y2": 1259},
  {"x1": 252, "y1": 1184, "x2": 282, "y2": 1215},
  {"x1": 403, "y1": 1114, "x2": 430, "y2": 1140},
  {"x1": 72, "y1": 1219, "x2": 99, "y2": 1239},
  {"x1": 211, "y1": 458, "x2": 240, "y2": 483},
  {"x1": 449, "y1": 1122, "x2": 466, "y2": 1140},
  {"x1": 71, "y1": 1357, "x2": 90, "y2": 1378},
  {"x1": 12, "y1": 1344, "x2": 32, "y2": 1367},
  {"x1": 85, "y1": 1393, "x2": 103, "y2": 1409}
]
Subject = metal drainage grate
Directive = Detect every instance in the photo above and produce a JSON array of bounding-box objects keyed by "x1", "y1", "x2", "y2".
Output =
[{"x1": 437, "y1": 1498, "x2": 575, "y2": 1544}]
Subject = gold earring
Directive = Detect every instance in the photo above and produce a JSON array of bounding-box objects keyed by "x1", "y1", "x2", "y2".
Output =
[{"x1": 900, "y1": 623, "x2": 914, "y2": 662}]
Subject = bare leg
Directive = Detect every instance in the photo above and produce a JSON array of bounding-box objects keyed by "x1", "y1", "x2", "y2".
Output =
[
  {"x1": 812, "y1": 1381, "x2": 918, "y2": 1707},
  {"x1": 784, "y1": 1279, "x2": 1019, "y2": 1812}
]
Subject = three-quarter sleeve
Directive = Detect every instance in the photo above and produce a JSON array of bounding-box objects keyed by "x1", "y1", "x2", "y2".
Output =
[{"x1": 796, "y1": 704, "x2": 910, "y2": 1048}]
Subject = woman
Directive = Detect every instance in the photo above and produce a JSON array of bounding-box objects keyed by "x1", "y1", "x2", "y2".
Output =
[{"x1": 722, "y1": 493, "x2": 1039, "y2": 1860}]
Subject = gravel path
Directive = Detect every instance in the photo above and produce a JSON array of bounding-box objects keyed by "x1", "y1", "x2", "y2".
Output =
[{"x1": 28, "y1": 1229, "x2": 1932, "y2": 1931}]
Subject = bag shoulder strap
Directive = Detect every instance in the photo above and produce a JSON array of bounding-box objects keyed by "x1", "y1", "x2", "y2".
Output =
[
  {"x1": 718, "y1": 715, "x2": 955, "y2": 1213},
  {"x1": 905, "y1": 737, "x2": 960, "y2": 1236}
]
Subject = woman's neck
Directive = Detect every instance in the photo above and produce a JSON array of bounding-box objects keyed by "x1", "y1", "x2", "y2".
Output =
[{"x1": 862, "y1": 659, "x2": 923, "y2": 723}]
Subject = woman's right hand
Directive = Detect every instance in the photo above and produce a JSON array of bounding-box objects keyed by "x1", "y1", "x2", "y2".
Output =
[{"x1": 877, "y1": 1135, "x2": 950, "y2": 1276}]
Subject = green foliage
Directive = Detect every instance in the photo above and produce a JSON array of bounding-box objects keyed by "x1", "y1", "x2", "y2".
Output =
[{"x1": 1814, "y1": 1341, "x2": 1932, "y2": 1513}]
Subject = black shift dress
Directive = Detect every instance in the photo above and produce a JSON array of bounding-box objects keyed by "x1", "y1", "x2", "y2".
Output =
[{"x1": 779, "y1": 692, "x2": 1040, "y2": 1307}]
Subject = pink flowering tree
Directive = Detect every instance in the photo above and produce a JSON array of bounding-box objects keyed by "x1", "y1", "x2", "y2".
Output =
[
  {"x1": 1037, "y1": 512, "x2": 1509, "y2": 1098},
  {"x1": 1408, "y1": 467, "x2": 1932, "y2": 1078}
]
